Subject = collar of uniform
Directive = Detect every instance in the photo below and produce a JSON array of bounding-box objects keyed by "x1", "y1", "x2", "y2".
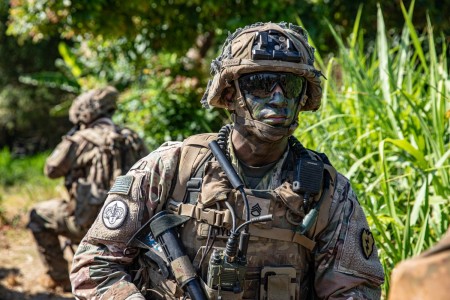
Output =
[{"x1": 228, "y1": 138, "x2": 290, "y2": 190}]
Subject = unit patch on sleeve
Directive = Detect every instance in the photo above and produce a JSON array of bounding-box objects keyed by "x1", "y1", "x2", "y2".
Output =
[
  {"x1": 108, "y1": 175, "x2": 134, "y2": 195},
  {"x1": 361, "y1": 228, "x2": 374, "y2": 259},
  {"x1": 102, "y1": 200, "x2": 128, "y2": 229}
]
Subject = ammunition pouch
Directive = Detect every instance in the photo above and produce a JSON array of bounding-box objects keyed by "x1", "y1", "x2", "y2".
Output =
[
  {"x1": 260, "y1": 266, "x2": 297, "y2": 300},
  {"x1": 202, "y1": 281, "x2": 244, "y2": 300},
  {"x1": 192, "y1": 245, "x2": 299, "y2": 300}
]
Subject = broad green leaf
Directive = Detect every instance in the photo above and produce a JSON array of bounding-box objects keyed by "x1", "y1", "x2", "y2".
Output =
[
  {"x1": 384, "y1": 138, "x2": 427, "y2": 169},
  {"x1": 58, "y1": 42, "x2": 82, "y2": 79}
]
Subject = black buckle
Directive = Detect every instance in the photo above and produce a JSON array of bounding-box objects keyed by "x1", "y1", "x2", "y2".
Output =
[{"x1": 186, "y1": 177, "x2": 202, "y2": 192}]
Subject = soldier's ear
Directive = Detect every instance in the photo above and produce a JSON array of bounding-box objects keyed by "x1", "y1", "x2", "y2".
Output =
[{"x1": 221, "y1": 86, "x2": 237, "y2": 110}]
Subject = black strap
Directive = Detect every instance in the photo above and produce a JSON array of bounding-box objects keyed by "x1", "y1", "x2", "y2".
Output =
[
  {"x1": 183, "y1": 124, "x2": 233, "y2": 204},
  {"x1": 288, "y1": 136, "x2": 333, "y2": 167},
  {"x1": 184, "y1": 153, "x2": 212, "y2": 204}
]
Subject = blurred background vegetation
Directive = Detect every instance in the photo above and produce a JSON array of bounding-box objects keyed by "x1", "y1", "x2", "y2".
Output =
[{"x1": 0, "y1": 0, "x2": 449, "y2": 298}]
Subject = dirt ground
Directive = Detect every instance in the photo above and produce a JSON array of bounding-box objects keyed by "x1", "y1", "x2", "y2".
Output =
[{"x1": 0, "y1": 200, "x2": 74, "y2": 300}]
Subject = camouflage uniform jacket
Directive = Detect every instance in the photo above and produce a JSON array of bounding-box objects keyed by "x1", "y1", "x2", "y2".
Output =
[
  {"x1": 70, "y1": 134, "x2": 384, "y2": 300},
  {"x1": 45, "y1": 117, "x2": 120, "y2": 227}
]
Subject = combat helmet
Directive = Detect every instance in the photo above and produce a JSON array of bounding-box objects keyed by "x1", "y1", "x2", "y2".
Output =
[
  {"x1": 201, "y1": 22, "x2": 323, "y2": 111},
  {"x1": 69, "y1": 86, "x2": 118, "y2": 124}
]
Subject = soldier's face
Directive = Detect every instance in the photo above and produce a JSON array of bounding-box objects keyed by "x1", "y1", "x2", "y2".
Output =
[{"x1": 238, "y1": 72, "x2": 305, "y2": 127}]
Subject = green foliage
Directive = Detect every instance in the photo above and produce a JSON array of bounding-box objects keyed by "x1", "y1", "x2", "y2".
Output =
[
  {"x1": 114, "y1": 52, "x2": 226, "y2": 150},
  {"x1": 5, "y1": 0, "x2": 450, "y2": 154},
  {"x1": 1, "y1": 1, "x2": 450, "y2": 297},
  {"x1": 0, "y1": 84, "x2": 73, "y2": 151},
  {"x1": 0, "y1": 147, "x2": 63, "y2": 225},
  {"x1": 7, "y1": 0, "x2": 450, "y2": 56},
  {"x1": 0, "y1": 148, "x2": 54, "y2": 187},
  {"x1": 296, "y1": 2, "x2": 449, "y2": 295},
  {"x1": 7, "y1": 0, "x2": 303, "y2": 52},
  {"x1": 0, "y1": 2, "x2": 74, "y2": 151}
]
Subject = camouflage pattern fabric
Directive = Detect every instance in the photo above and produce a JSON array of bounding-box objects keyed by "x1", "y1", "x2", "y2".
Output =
[
  {"x1": 69, "y1": 86, "x2": 118, "y2": 125},
  {"x1": 388, "y1": 227, "x2": 450, "y2": 300},
  {"x1": 202, "y1": 22, "x2": 322, "y2": 112},
  {"x1": 28, "y1": 198, "x2": 83, "y2": 282},
  {"x1": 70, "y1": 136, "x2": 384, "y2": 299},
  {"x1": 28, "y1": 117, "x2": 147, "y2": 285}
]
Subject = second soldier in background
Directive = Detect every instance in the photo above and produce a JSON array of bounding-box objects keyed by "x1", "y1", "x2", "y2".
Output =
[{"x1": 28, "y1": 86, "x2": 148, "y2": 291}]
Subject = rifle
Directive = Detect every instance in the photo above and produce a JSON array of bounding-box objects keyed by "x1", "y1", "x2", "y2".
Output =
[
  {"x1": 66, "y1": 124, "x2": 80, "y2": 136},
  {"x1": 127, "y1": 212, "x2": 206, "y2": 300}
]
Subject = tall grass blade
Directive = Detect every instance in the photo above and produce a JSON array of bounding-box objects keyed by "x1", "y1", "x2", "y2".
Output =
[{"x1": 400, "y1": 0, "x2": 428, "y2": 73}]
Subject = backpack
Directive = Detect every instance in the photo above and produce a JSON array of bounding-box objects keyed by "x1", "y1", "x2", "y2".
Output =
[
  {"x1": 72, "y1": 125, "x2": 148, "y2": 227},
  {"x1": 116, "y1": 127, "x2": 149, "y2": 177}
]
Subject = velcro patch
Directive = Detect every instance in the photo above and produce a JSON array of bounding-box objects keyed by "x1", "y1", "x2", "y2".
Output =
[
  {"x1": 197, "y1": 223, "x2": 231, "y2": 240},
  {"x1": 102, "y1": 200, "x2": 128, "y2": 229},
  {"x1": 109, "y1": 175, "x2": 134, "y2": 195},
  {"x1": 361, "y1": 228, "x2": 374, "y2": 259},
  {"x1": 244, "y1": 195, "x2": 271, "y2": 218}
]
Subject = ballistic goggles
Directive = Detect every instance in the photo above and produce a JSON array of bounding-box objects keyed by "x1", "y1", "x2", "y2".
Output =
[{"x1": 238, "y1": 72, "x2": 306, "y2": 99}]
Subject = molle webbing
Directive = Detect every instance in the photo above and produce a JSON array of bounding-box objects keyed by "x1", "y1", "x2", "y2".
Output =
[
  {"x1": 249, "y1": 224, "x2": 316, "y2": 251},
  {"x1": 171, "y1": 201, "x2": 316, "y2": 251},
  {"x1": 170, "y1": 133, "x2": 218, "y2": 203},
  {"x1": 168, "y1": 133, "x2": 336, "y2": 252},
  {"x1": 169, "y1": 202, "x2": 234, "y2": 229}
]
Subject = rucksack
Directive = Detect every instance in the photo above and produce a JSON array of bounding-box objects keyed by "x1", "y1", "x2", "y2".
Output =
[
  {"x1": 72, "y1": 125, "x2": 148, "y2": 227},
  {"x1": 116, "y1": 127, "x2": 149, "y2": 177}
]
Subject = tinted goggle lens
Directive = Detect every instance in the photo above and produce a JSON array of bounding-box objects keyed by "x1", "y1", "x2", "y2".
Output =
[{"x1": 238, "y1": 73, "x2": 305, "y2": 99}]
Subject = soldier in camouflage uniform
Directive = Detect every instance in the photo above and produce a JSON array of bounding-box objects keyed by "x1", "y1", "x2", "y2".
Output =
[
  {"x1": 28, "y1": 86, "x2": 148, "y2": 291},
  {"x1": 70, "y1": 22, "x2": 384, "y2": 299}
]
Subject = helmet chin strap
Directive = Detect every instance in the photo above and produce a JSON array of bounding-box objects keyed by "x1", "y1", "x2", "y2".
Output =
[{"x1": 231, "y1": 80, "x2": 300, "y2": 143}]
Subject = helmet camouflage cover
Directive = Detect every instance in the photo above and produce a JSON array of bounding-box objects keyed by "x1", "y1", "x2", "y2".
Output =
[
  {"x1": 69, "y1": 86, "x2": 118, "y2": 124},
  {"x1": 201, "y1": 22, "x2": 323, "y2": 111}
]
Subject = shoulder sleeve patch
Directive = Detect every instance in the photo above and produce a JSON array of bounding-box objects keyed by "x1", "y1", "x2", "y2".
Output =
[
  {"x1": 102, "y1": 199, "x2": 129, "y2": 229},
  {"x1": 335, "y1": 198, "x2": 384, "y2": 284},
  {"x1": 361, "y1": 228, "x2": 375, "y2": 259},
  {"x1": 109, "y1": 175, "x2": 134, "y2": 195}
]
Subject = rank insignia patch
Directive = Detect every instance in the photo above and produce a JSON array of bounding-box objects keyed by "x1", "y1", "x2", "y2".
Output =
[
  {"x1": 361, "y1": 228, "x2": 374, "y2": 259},
  {"x1": 243, "y1": 195, "x2": 270, "y2": 218},
  {"x1": 102, "y1": 200, "x2": 128, "y2": 229}
]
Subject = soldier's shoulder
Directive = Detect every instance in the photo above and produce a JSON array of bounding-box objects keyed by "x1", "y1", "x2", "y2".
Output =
[
  {"x1": 68, "y1": 127, "x2": 105, "y2": 145},
  {"x1": 128, "y1": 141, "x2": 182, "y2": 172},
  {"x1": 183, "y1": 132, "x2": 218, "y2": 147},
  {"x1": 153, "y1": 141, "x2": 183, "y2": 154}
]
